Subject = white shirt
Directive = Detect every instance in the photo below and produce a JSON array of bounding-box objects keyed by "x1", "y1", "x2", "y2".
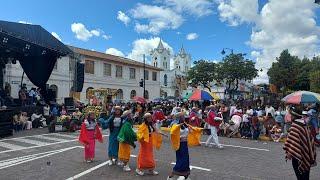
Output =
[
  {"x1": 113, "y1": 117, "x2": 122, "y2": 127},
  {"x1": 180, "y1": 127, "x2": 189, "y2": 138},
  {"x1": 242, "y1": 114, "x2": 249, "y2": 123},
  {"x1": 43, "y1": 106, "x2": 50, "y2": 116},
  {"x1": 265, "y1": 106, "x2": 275, "y2": 117},
  {"x1": 246, "y1": 109, "x2": 253, "y2": 116},
  {"x1": 31, "y1": 114, "x2": 41, "y2": 121}
]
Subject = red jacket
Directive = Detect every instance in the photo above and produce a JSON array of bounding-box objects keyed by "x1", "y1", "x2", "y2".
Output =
[
  {"x1": 206, "y1": 110, "x2": 220, "y2": 127},
  {"x1": 152, "y1": 110, "x2": 166, "y2": 122},
  {"x1": 189, "y1": 111, "x2": 201, "y2": 127}
]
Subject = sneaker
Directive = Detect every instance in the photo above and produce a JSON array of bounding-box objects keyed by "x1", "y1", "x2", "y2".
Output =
[
  {"x1": 86, "y1": 160, "x2": 92, "y2": 163},
  {"x1": 112, "y1": 159, "x2": 116, "y2": 165},
  {"x1": 167, "y1": 176, "x2": 174, "y2": 180},
  {"x1": 117, "y1": 161, "x2": 124, "y2": 166},
  {"x1": 123, "y1": 165, "x2": 131, "y2": 172},
  {"x1": 217, "y1": 145, "x2": 223, "y2": 149},
  {"x1": 149, "y1": 170, "x2": 159, "y2": 175},
  {"x1": 135, "y1": 169, "x2": 144, "y2": 176}
]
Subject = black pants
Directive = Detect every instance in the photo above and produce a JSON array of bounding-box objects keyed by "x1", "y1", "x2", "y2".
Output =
[{"x1": 292, "y1": 158, "x2": 310, "y2": 180}]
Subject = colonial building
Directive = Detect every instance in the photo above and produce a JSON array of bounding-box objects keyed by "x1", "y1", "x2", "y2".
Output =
[
  {"x1": 4, "y1": 46, "x2": 162, "y2": 103},
  {"x1": 150, "y1": 40, "x2": 191, "y2": 98}
]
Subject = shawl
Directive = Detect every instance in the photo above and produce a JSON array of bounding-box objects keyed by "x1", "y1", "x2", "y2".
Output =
[
  {"x1": 170, "y1": 124, "x2": 203, "y2": 151},
  {"x1": 137, "y1": 122, "x2": 162, "y2": 149},
  {"x1": 78, "y1": 123, "x2": 103, "y2": 145},
  {"x1": 117, "y1": 121, "x2": 137, "y2": 148},
  {"x1": 283, "y1": 120, "x2": 317, "y2": 173}
]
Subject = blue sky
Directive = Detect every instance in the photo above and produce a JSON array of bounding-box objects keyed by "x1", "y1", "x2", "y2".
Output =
[{"x1": 1, "y1": 0, "x2": 320, "y2": 83}]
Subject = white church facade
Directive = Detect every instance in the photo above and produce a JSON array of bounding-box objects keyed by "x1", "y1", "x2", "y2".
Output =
[{"x1": 150, "y1": 40, "x2": 191, "y2": 98}]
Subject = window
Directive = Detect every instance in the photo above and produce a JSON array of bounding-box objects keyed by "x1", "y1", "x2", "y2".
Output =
[
  {"x1": 85, "y1": 60, "x2": 95, "y2": 74},
  {"x1": 164, "y1": 74, "x2": 168, "y2": 86},
  {"x1": 129, "y1": 68, "x2": 136, "y2": 79},
  {"x1": 144, "y1": 90, "x2": 149, "y2": 99},
  {"x1": 130, "y1": 90, "x2": 136, "y2": 99},
  {"x1": 103, "y1": 63, "x2": 112, "y2": 76},
  {"x1": 116, "y1": 89, "x2": 123, "y2": 100},
  {"x1": 152, "y1": 72, "x2": 157, "y2": 81},
  {"x1": 144, "y1": 70, "x2": 149, "y2": 80},
  {"x1": 116, "y1": 65, "x2": 123, "y2": 78}
]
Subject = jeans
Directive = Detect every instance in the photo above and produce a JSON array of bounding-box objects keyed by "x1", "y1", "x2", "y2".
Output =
[{"x1": 205, "y1": 125, "x2": 221, "y2": 146}]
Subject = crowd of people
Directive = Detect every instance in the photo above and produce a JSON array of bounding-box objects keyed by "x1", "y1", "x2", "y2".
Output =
[{"x1": 77, "y1": 100, "x2": 319, "y2": 179}]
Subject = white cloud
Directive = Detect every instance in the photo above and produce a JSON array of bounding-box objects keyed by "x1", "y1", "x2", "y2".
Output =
[
  {"x1": 218, "y1": 0, "x2": 259, "y2": 26},
  {"x1": 250, "y1": 0, "x2": 320, "y2": 84},
  {"x1": 217, "y1": 0, "x2": 320, "y2": 84},
  {"x1": 127, "y1": 37, "x2": 173, "y2": 62},
  {"x1": 163, "y1": 0, "x2": 214, "y2": 17},
  {"x1": 102, "y1": 35, "x2": 112, "y2": 40},
  {"x1": 18, "y1": 20, "x2": 32, "y2": 24},
  {"x1": 51, "y1": 32, "x2": 62, "y2": 41},
  {"x1": 90, "y1": 30, "x2": 100, "y2": 36},
  {"x1": 131, "y1": 3, "x2": 184, "y2": 34},
  {"x1": 186, "y1": 33, "x2": 199, "y2": 40},
  {"x1": 71, "y1": 23, "x2": 101, "y2": 41},
  {"x1": 105, "y1": 48, "x2": 125, "y2": 57},
  {"x1": 117, "y1": 11, "x2": 131, "y2": 26}
]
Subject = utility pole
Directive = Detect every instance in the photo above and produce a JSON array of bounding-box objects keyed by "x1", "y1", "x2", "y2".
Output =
[{"x1": 143, "y1": 54, "x2": 146, "y2": 99}]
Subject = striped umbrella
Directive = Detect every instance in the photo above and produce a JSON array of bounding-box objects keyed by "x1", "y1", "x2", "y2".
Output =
[
  {"x1": 282, "y1": 91, "x2": 320, "y2": 104},
  {"x1": 189, "y1": 89, "x2": 214, "y2": 101}
]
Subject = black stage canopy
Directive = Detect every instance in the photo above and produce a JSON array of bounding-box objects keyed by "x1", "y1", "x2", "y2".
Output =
[{"x1": 0, "y1": 20, "x2": 72, "y2": 89}]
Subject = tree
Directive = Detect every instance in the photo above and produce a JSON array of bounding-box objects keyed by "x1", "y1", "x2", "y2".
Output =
[
  {"x1": 187, "y1": 60, "x2": 215, "y2": 92},
  {"x1": 267, "y1": 50, "x2": 300, "y2": 93},
  {"x1": 310, "y1": 70, "x2": 320, "y2": 93},
  {"x1": 216, "y1": 53, "x2": 258, "y2": 97}
]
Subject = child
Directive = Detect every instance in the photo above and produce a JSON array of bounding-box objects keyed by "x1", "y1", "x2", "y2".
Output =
[{"x1": 270, "y1": 123, "x2": 282, "y2": 142}]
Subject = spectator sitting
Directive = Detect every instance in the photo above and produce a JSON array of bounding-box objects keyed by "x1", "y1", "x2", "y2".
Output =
[
  {"x1": 20, "y1": 112, "x2": 31, "y2": 130},
  {"x1": 13, "y1": 114, "x2": 22, "y2": 132},
  {"x1": 31, "y1": 111, "x2": 46, "y2": 128}
]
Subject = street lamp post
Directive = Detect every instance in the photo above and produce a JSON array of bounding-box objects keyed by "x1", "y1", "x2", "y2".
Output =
[
  {"x1": 143, "y1": 54, "x2": 146, "y2": 99},
  {"x1": 221, "y1": 48, "x2": 234, "y2": 55}
]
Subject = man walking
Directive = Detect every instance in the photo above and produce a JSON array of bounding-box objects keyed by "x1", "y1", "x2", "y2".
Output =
[{"x1": 205, "y1": 105, "x2": 223, "y2": 149}]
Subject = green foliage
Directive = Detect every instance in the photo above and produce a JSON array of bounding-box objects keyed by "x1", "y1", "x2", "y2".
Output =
[
  {"x1": 267, "y1": 50, "x2": 320, "y2": 93},
  {"x1": 187, "y1": 60, "x2": 215, "y2": 91},
  {"x1": 310, "y1": 70, "x2": 320, "y2": 93},
  {"x1": 216, "y1": 53, "x2": 258, "y2": 92}
]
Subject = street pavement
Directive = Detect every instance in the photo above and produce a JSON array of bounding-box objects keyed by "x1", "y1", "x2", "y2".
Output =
[{"x1": 0, "y1": 129, "x2": 319, "y2": 180}]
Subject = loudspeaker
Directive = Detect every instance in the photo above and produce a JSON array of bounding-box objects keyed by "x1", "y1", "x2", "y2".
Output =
[
  {"x1": 64, "y1": 97, "x2": 74, "y2": 107},
  {"x1": 74, "y1": 62, "x2": 84, "y2": 92}
]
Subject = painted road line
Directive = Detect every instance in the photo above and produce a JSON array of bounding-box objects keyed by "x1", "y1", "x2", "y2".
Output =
[
  {"x1": 11, "y1": 138, "x2": 50, "y2": 146},
  {"x1": 49, "y1": 133, "x2": 78, "y2": 139},
  {"x1": 0, "y1": 134, "x2": 109, "y2": 154},
  {"x1": 200, "y1": 142, "x2": 270, "y2": 152},
  {"x1": 0, "y1": 146, "x2": 82, "y2": 170},
  {"x1": 0, "y1": 142, "x2": 25, "y2": 150},
  {"x1": 0, "y1": 133, "x2": 54, "y2": 142},
  {"x1": 33, "y1": 135, "x2": 69, "y2": 142},
  {"x1": 170, "y1": 162, "x2": 211, "y2": 172},
  {"x1": 66, "y1": 161, "x2": 110, "y2": 180}
]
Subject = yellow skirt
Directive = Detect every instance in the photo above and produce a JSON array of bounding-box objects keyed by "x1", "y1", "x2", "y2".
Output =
[{"x1": 118, "y1": 143, "x2": 131, "y2": 163}]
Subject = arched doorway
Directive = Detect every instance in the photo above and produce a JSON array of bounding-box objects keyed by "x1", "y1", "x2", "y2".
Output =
[
  {"x1": 49, "y1": 84, "x2": 58, "y2": 99},
  {"x1": 116, "y1": 89, "x2": 123, "y2": 100},
  {"x1": 130, "y1": 90, "x2": 136, "y2": 99}
]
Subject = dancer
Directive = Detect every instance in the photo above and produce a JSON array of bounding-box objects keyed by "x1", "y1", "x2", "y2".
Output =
[
  {"x1": 205, "y1": 105, "x2": 223, "y2": 148},
  {"x1": 136, "y1": 113, "x2": 162, "y2": 176},
  {"x1": 117, "y1": 110, "x2": 137, "y2": 172},
  {"x1": 167, "y1": 112, "x2": 202, "y2": 180},
  {"x1": 189, "y1": 107, "x2": 201, "y2": 127},
  {"x1": 102, "y1": 106, "x2": 124, "y2": 165},
  {"x1": 79, "y1": 112, "x2": 103, "y2": 163}
]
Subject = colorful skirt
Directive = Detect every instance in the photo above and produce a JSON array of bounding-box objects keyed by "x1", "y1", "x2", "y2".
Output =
[
  {"x1": 173, "y1": 141, "x2": 190, "y2": 176},
  {"x1": 118, "y1": 142, "x2": 131, "y2": 163},
  {"x1": 137, "y1": 136, "x2": 155, "y2": 170},
  {"x1": 84, "y1": 130, "x2": 95, "y2": 160},
  {"x1": 108, "y1": 127, "x2": 120, "y2": 158}
]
